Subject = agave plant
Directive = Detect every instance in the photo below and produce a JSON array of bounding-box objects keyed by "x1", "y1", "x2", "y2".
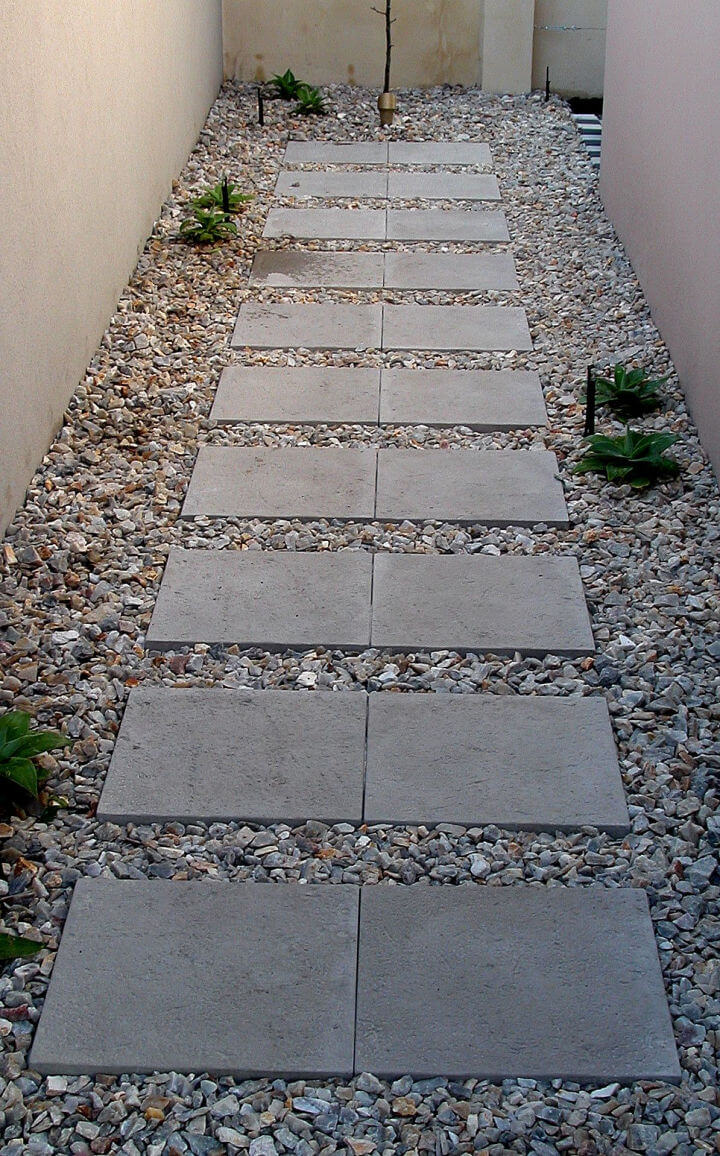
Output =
[
  {"x1": 0, "y1": 710, "x2": 69, "y2": 799},
  {"x1": 179, "y1": 208, "x2": 238, "y2": 245},
  {"x1": 575, "y1": 428, "x2": 680, "y2": 489},
  {"x1": 192, "y1": 178, "x2": 253, "y2": 215},
  {"x1": 271, "y1": 68, "x2": 302, "y2": 100},
  {"x1": 295, "y1": 84, "x2": 326, "y2": 116},
  {"x1": 594, "y1": 364, "x2": 668, "y2": 416}
]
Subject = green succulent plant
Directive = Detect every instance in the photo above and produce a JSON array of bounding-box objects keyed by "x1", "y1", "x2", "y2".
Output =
[
  {"x1": 295, "y1": 84, "x2": 326, "y2": 116},
  {"x1": 0, "y1": 710, "x2": 69, "y2": 799},
  {"x1": 271, "y1": 68, "x2": 302, "y2": 100},
  {"x1": 192, "y1": 179, "x2": 253, "y2": 215},
  {"x1": 575, "y1": 428, "x2": 680, "y2": 489},
  {"x1": 594, "y1": 364, "x2": 669, "y2": 416},
  {"x1": 179, "y1": 208, "x2": 238, "y2": 245},
  {"x1": 0, "y1": 931, "x2": 41, "y2": 961}
]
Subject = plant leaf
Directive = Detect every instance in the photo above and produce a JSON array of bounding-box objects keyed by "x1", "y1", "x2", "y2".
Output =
[
  {"x1": 0, "y1": 932, "x2": 41, "y2": 960},
  {"x1": 0, "y1": 758, "x2": 39, "y2": 796}
]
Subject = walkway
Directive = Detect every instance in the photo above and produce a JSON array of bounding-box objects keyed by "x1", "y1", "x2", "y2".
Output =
[{"x1": 27, "y1": 134, "x2": 681, "y2": 1086}]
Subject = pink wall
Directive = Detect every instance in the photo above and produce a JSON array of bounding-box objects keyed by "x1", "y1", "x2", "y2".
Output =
[{"x1": 600, "y1": 0, "x2": 720, "y2": 476}]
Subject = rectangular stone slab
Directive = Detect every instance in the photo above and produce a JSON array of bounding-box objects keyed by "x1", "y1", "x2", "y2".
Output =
[
  {"x1": 146, "y1": 548, "x2": 373, "y2": 651},
  {"x1": 231, "y1": 303, "x2": 382, "y2": 350},
  {"x1": 250, "y1": 251, "x2": 384, "y2": 289},
  {"x1": 375, "y1": 448, "x2": 568, "y2": 526},
  {"x1": 379, "y1": 368, "x2": 547, "y2": 430},
  {"x1": 371, "y1": 554, "x2": 594, "y2": 656},
  {"x1": 263, "y1": 207, "x2": 386, "y2": 239},
  {"x1": 275, "y1": 170, "x2": 388, "y2": 198},
  {"x1": 97, "y1": 687, "x2": 367, "y2": 824},
  {"x1": 384, "y1": 252, "x2": 518, "y2": 291},
  {"x1": 355, "y1": 886, "x2": 680, "y2": 1081},
  {"x1": 386, "y1": 209, "x2": 509, "y2": 242},
  {"x1": 181, "y1": 446, "x2": 378, "y2": 520},
  {"x1": 382, "y1": 305, "x2": 532, "y2": 351},
  {"x1": 387, "y1": 172, "x2": 500, "y2": 200},
  {"x1": 30, "y1": 880, "x2": 359, "y2": 1076},
  {"x1": 388, "y1": 141, "x2": 492, "y2": 166},
  {"x1": 284, "y1": 141, "x2": 389, "y2": 165},
  {"x1": 211, "y1": 366, "x2": 381, "y2": 425},
  {"x1": 365, "y1": 694, "x2": 629, "y2": 833}
]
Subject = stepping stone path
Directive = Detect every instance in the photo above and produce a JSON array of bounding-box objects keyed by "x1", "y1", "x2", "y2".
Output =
[{"x1": 34, "y1": 138, "x2": 679, "y2": 1082}]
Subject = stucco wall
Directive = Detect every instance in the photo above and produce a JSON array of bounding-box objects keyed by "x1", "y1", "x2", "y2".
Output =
[
  {"x1": 600, "y1": 0, "x2": 720, "y2": 476},
  {"x1": 532, "y1": 0, "x2": 607, "y2": 98},
  {"x1": 0, "y1": 0, "x2": 223, "y2": 534},
  {"x1": 222, "y1": 0, "x2": 482, "y2": 88}
]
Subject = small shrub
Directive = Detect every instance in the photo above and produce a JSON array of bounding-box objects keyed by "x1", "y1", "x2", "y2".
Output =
[
  {"x1": 295, "y1": 84, "x2": 326, "y2": 116},
  {"x1": 0, "y1": 931, "x2": 40, "y2": 961},
  {"x1": 271, "y1": 68, "x2": 302, "y2": 100},
  {"x1": 179, "y1": 208, "x2": 238, "y2": 245},
  {"x1": 595, "y1": 364, "x2": 668, "y2": 416},
  {"x1": 192, "y1": 178, "x2": 253, "y2": 215},
  {"x1": 0, "y1": 710, "x2": 69, "y2": 801},
  {"x1": 575, "y1": 428, "x2": 680, "y2": 489}
]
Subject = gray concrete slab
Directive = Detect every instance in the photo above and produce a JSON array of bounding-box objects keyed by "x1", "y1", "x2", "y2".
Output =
[
  {"x1": 231, "y1": 303, "x2": 383, "y2": 350},
  {"x1": 375, "y1": 449, "x2": 568, "y2": 526},
  {"x1": 276, "y1": 170, "x2": 388, "y2": 198},
  {"x1": 379, "y1": 368, "x2": 547, "y2": 430},
  {"x1": 355, "y1": 885, "x2": 680, "y2": 1081},
  {"x1": 146, "y1": 548, "x2": 373, "y2": 651},
  {"x1": 388, "y1": 141, "x2": 493, "y2": 166},
  {"x1": 210, "y1": 365, "x2": 381, "y2": 425},
  {"x1": 387, "y1": 172, "x2": 500, "y2": 200},
  {"x1": 181, "y1": 446, "x2": 378, "y2": 520},
  {"x1": 386, "y1": 209, "x2": 509, "y2": 242},
  {"x1": 250, "y1": 250, "x2": 384, "y2": 289},
  {"x1": 382, "y1": 305, "x2": 532, "y2": 351},
  {"x1": 384, "y1": 252, "x2": 518, "y2": 291},
  {"x1": 365, "y1": 694, "x2": 629, "y2": 833},
  {"x1": 284, "y1": 141, "x2": 389, "y2": 166},
  {"x1": 263, "y1": 208, "x2": 386, "y2": 239},
  {"x1": 97, "y1": 687, "x2": 367, "y2": 824},
  {"x1": 370, "y1": 554, "x2": 594, "y2": 656},
  {"x1": 30, "y1": 880, "x2": 359, "y2": 1076}
]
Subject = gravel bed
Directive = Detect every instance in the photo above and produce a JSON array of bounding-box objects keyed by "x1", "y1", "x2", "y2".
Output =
[{"x1": 0, "y1": 82, "x2": 718, "y2": 1154}]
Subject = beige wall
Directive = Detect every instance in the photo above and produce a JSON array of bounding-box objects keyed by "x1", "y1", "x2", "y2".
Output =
[
  {"x1": 222, "y1": 0, "x2": 483, "y2": 88},
  {"x1": 480, "y1": 0, "x2": 535, "y2": 94},
  {"x1": 532, "y1": 0, "x2": 607, "y2": 97},
  {"x1": 600, "y1": 0, "x2": 720, "y2": 476},
  {"x1": 0, "y1": 0, "x2": 223, "y2": 534}
]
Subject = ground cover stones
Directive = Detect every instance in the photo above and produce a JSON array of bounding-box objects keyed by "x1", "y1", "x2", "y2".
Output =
[
  {"x1": 210, "y1": 365, "x2": 382, "y2": 425},
  {"x1": 30, "y1": 880, "x2": 359, "y2": 1076},
  {"x1": 145, "y1": 548, "x2": 373, "y2": 651},
  {"x1": 382, "y1": 304, "x2": 532, "y2": 351},
  {"x1": 96, "y1": 687, "x2": 367, "y2": 824},
  {"x1": 146, "y1": 550, "x2": 591, "y2": 655},
  {"x1": 355, "y1": 885, "x2": 681, "y2": 1082},
  {"x1": 378, "y1": 367, "x2": 547, "y2": 429},
  {"x1": 263, "y1": 207, "x2": 509, "y2": 242},
  {"x1": 182, "y1": 446, "x2": 567, "y2": 525},
  {"x1": 249, "y1": 250, "x2": 518, "y2": 291},
  {"x1": 33, "y1": 882, "x2": 679, "y2": 1080},
  {"x1": 365, "y1": 694, "x2": 629, "y2": 833},
  {"x1": 371, "y1": 554, "x2": 594, "y2": 656},
  {"x1": 181, "y1": 446, "x2": 377, "y2": 520},
  {"x1": 232, "y1": 302, "x2": 382, "y2": 350}
]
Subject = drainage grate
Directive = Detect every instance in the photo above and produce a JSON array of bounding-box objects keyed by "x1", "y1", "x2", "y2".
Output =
[{"x1": 572, "y1": 113, "x2": 602, "y2": 171}]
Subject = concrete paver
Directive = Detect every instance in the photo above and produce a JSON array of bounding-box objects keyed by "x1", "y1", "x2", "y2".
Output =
[
  {"x1": 263, "y1": 207, "x2": 386, "y2": 239},
  {"x1": 355, "y1": 885, "x2": 681, "y2": 1081},
  {"x1": 382, "y1": 304, "x2": 532, "y2": 351},
  {"x1": 388, "y1": 141, "x2": 492, "y2": 166},
  {"x1": 276, "y1": 170, "x2": 388, "y2": 198},
  {"x1": 250, "y1": 250, "x2": 384, "y2": 289},
  {"x1": 384, "y1": 251, "x2": 518, "y2": 291},
  {"x1": 210, "y1": 365, "x2": 381, "y2": 425},
  {"x1": 31, "y1": 880, "x2": 359, "y2": 1076},
  {"x1": 284, "y1": 141, "x2": 389, "y2": 165},
  {"x1": 386, "y1": 209, "x2": 509, "y2": 242},
  {"x1": 379, "y1": 368, "x2": 547, "y2": 429},
  {"x1": 231, "y1": 302, "x2": 382, "y2": 350},
  {"x1": 387, "y1": 171, "x2": 500, "y2": 200},
  {"x1": 97, "y1": 687, "x2": 367, "y2": 824}
]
